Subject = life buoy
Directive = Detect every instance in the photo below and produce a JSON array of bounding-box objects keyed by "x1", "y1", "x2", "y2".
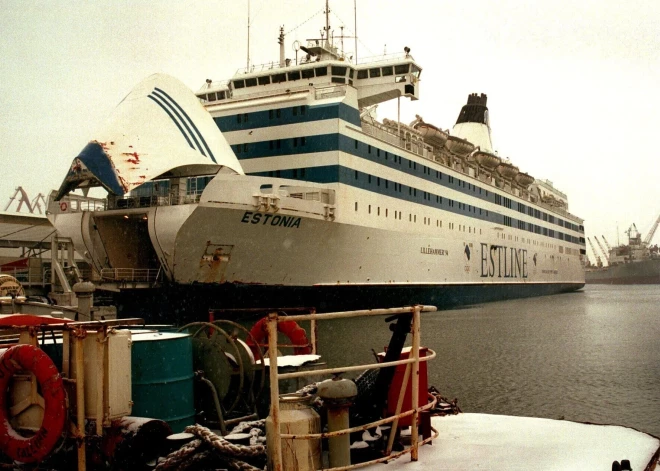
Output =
[
  {"x1": 246, "y1": 317, "x2": 312, "y2": 356},
  {"x1": 0, "y1": 344, "x2": 66, "y2": 463},
  {"x1": 59, "y1": 202, "x2": 67, "y2": 211}
]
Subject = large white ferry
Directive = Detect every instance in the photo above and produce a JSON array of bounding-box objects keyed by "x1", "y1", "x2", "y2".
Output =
[{"x1": 49, "y1": 10, "x2": 585, "y2": 320}]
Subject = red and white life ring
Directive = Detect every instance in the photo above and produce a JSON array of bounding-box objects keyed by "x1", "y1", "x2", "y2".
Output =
[
  {"x1": 246, "y1": 317, "x2": 312, "y2": 356},
  {"x1": 0, "y1": 344, "x2": 67, "y2": 463},
  {"x1": 59, "y1": 202, "x2": 68, "y2": 212}
]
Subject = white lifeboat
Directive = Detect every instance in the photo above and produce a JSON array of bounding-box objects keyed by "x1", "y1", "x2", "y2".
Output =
[
  {"x1": 445, "y1": 135, "x2": 475, "y2": 157},
  {"x1": 413, "y1": 122, "x2": 449, "y2": 148},
  {"x1": 472, "y1": 150, "x2": 501, "y2": 169},
  {"x1": 496, "y1": 162, "x2": 519, "y2": 179},
  {"x1": 514, "y1": 172, "x2": 535, "y2": 187}
]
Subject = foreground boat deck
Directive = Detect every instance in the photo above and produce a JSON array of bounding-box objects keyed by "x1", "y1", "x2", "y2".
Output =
[{"x1": 368, "y1": 413, "x2": 659, "y2": 470}]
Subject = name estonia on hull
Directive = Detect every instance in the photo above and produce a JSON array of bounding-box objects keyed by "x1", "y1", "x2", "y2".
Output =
[{"x1": 48, "y1": 2, "x2": 586, "y2": 314}]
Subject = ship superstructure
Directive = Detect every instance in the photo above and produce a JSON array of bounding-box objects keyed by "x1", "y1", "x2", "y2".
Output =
[
  {"x1": 586, "y1": 217, "x2": 660, "y2": 284},
  {"x1": 49, "y1": 12, "x2": 586, "y2": 320}
]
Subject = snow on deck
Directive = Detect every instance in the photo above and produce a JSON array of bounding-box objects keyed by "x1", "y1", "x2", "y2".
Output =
[{"x1": 369, "y1": 413, "x2": 659, "y2": 470}]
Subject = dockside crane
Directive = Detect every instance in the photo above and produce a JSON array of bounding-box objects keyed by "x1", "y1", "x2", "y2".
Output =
[
  {"x1": 587, "y1": 238, "x2": 602, "y2": 267},
  {"x1": 643, "y1": 213, "x2": 660, "y2": 246},
  {"x1": 593, "y1": 236, "x2": 610, "y2": 264},
  {"x1": 602, "y1": 235, "x2": 613, "y2": 252}
]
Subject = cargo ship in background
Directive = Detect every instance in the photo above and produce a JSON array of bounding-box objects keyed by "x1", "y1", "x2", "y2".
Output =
[
  {"x1": 586, "y1": 216, "x2": 660, "y2": 284},
  {"x1": 48, "y1": 5, "x2": 586, "y2": 322}
]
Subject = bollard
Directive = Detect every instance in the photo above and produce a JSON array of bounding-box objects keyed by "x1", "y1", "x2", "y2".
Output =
[{"x1": 317, "y1": 377, "x2": 358, "y2": 468}]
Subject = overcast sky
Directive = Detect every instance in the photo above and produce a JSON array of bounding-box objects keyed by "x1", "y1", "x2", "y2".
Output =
[{"x1": 2, "y1": 0, "x2": 660, "y2": 261}]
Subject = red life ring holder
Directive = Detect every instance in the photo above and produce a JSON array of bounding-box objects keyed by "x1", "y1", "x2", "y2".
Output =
[
  {"x1": 59, "y1": 202, "x2": 67, "y2": 211},
  {"x1": 0, "y1": 344, "x2": 67, "y2": 463},
  {"x1": 246, "y1": 317, "x2": 312, "y2": 356}
]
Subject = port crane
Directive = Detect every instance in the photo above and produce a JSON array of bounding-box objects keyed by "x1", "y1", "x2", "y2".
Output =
[
  {"x1": 593, "y1": 236, "x2": 610, "y2": 264},
  {"x1": 601, "y1": 235, "x2": 613, "y2": 252},
  {"x1": 643, "y1": 213, "x2": 660, "y2": 246},
  {"x1": 587, "y1": 238, "x2": 602, "y2": 267}
]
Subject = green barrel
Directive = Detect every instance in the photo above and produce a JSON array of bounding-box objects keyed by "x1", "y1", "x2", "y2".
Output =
[{"x1": 131, "y1": 332, "x2": 195, "y2": 433}]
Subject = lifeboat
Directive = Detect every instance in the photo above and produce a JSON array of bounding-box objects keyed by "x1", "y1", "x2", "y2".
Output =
[
  {"x1": 514, "y1": 172, "x2": 535, "y2": 187},
  {"x1": 445, "y1": 135, "x2": 475, "y2": 157},
  {"x1": 413, "y1": 122, "x2": 449, "y2": 148},
  {"x1": 472, "y1": 150, "x2": 501, "y2": 169},
  {"x1": 496, "y1": 162, "x2": 519, "y2": 179}
]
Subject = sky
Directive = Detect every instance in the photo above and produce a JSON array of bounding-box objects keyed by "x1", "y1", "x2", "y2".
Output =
[{"x1": 2, "y1": 0, "x2": 660, "y2": 263}]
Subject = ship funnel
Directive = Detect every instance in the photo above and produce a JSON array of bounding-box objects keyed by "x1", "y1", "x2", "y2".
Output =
[
  {"x1": 450, "y1": 93, "x2": 494, "y2": 153},
  {"x1": 55, "y1": 73, "x2": 244, "y2": 200}
]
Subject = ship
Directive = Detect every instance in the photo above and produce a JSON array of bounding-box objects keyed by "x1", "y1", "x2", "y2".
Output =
[
  {"x1": 585, "y1": 218, "x2": 660, "y2": 284},
  {"x1": 48, "y1": 6, "x2": 586, "y2": 322}
]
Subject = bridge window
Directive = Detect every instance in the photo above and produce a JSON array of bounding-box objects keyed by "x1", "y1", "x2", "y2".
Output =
[
  {"x1": 258, "y1": 76, "x2": 270, "y2": 85},
  {"x1": 233, "y1": 79, "x2": 245, "y2": 89},
  {"x1": 394, "y1": 64, "x2": 409, "y2": 75},
  {"x1": 272, "y1": 73, "x2": 286, "y2": 83},
  {"x1": 331, "y1": 77, "x2": 346, "y2": 84},
  {"x1": 331, "y1": 66, "x2": 347, "y2": 76},
  {"x1": 315, "y1": 67, "x2": 328, "y2": 77},
  {"x1": 287, "y1": 71, "x2": 301, "y2": 81},
  {"x1": 382, "y1": 66, "x2": 393, "y2": 76},
  {"x1": 369, "y1": 68, "x2": 381, "y2": 78},
  {"x1": 301, "y1": 68, "x2": 314, "y2": 79},
  {"x1": 245, "y1": 78, "x2": 257, "y2": 87},
  {"x1": 357, "y1": 69, "x2": 368, "y2": 79}
]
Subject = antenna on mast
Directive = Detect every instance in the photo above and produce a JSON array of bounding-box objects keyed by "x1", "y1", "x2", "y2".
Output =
[
  {"x1": 354, "y1": 0, "x2": 357, "y2": 63},
  {"x1": 324, "y1": 0, "x2": 330, "y2": 46},
  {"x1": 247, "y1": 0, "x2": 251, "y2": 71}
]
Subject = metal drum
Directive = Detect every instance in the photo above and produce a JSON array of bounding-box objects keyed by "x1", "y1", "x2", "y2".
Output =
[{"x1": 131, "y1": 332, "x2": 195, "y2": 433}]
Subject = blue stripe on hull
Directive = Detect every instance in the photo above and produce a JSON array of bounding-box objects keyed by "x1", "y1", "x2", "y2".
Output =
[{"x1": 115, "y1": 282, "x2": 585, "y2": 324}]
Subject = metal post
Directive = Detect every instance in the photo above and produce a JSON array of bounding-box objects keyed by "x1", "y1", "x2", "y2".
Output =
[
  {"x1": 385, "y1": 362, "x2": 411, "y2": 455},
  {"x1": 310, "y1": 308, "x2": 317, "y2": 354},
  {"x1": 267, "y1": 312, "x2": 283, "y2": 471},
  {"x1": 75, "y1": 334, "x2": 87, "y2": 471},
  {"x1": 410, "y1": 305, "x2": 421, "y2": 461}
]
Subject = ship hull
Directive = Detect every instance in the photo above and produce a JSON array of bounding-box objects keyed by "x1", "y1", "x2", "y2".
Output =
[
  {"x1": 585, "y1": 259, "x2": 660, "y2": 284},
  {"x1": 114, "y1": 280, "x2": 584, "y2": 324}
]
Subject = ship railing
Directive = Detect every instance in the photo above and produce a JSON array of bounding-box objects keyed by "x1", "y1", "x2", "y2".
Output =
[
  {"x1": 355, "y1": 51, "x2": 415, "y2": 65},
  {"x1": 361, "y1": 120, "x2": 428, "y2": 157},
  {"x1": 109, "y1": 193, "x2": 203, "y2": 210},
  {"x1": 266, "y1": 305, "x2": 439, "y2": 471},
  {"x1": 99, "y1": 268, "x2": 161, "y2": 283}
]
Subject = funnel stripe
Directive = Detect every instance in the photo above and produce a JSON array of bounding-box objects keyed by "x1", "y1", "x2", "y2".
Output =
[
  {"x1": 150, "y1": 90, "x2": 205, "y2": 156},
  {"x1": 147, "y1": 95, "x2": 196, "y2": 151},
  {"x1": 154, "y1": 87, "x2": 217, "y2": 163}
]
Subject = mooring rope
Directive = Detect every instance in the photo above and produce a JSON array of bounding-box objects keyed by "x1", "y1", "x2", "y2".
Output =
[
  {"x1": 154, "y1": 439, "x2": 203, "y2": 471},
  {"x1": 186, "y1": 424, "x2": 266, "y2": 458}
]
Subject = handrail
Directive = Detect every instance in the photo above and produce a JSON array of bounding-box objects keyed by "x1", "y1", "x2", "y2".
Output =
[{"x1": 266, "y1": 304, "x2": 437, "y2": 471}]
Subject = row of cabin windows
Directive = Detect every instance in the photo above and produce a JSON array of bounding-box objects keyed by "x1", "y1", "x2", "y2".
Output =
[
  {"x1": 353, "y1": 140, "x2": 491, "y2": 199},
  {"x1": 353, "y1": 170, "x2": 489, "y2": 216},
  {"x1": 266, "y1": 168, "x2": 307, "y2": 179},
  {"x1": 234, "y1": 137, "x2": 307, "y2": 154},
  {"x1": 353, "y1": 202, "x2": 482, "y2": 233},
  {"x1": 354, "y1": 138, "x2": 581, "y2": 233},
  {"x1": 354, "y1": 166, "x2": 581, "y2": 243}
]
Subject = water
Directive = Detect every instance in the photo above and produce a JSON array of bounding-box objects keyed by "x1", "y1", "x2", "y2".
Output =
[{"x1": 316, "y1": 284, "x2": 660, "y2": 437}]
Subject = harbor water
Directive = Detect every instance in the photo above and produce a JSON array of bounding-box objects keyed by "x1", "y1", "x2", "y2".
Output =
[{"x1": 317, "y1": 284, "x2": 660, "y2": 438}]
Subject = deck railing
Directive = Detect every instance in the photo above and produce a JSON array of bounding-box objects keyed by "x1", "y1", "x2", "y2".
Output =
[
  {"x1": 99, "y1": 268, "x2": 161, "y2": 283},
  {"x1": 266, "y1": 305, "x2": 438, "y2": 471}
]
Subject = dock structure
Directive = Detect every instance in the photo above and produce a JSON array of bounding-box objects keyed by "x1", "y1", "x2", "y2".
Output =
[{"x1": 0, "y1": 212, "x2": 56, "y2": 291}]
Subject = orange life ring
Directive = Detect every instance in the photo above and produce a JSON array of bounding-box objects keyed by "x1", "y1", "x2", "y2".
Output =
[
  {"x1": 246, "y1": 317, "x2": 312, "y2": 356},
  {"x1": 0, "y1": 344, "x2": 67, "y2": 463},
  {"x1": 59, "y1": 202, "x2": 67, "y2": 211}
]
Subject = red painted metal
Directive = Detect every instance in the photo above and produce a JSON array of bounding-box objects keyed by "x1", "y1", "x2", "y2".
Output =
[
  {"x1": 0, "y1": 344, "x2": 67, "y2": 463},
  {"x1": 379, "y1": 347, "x2": 429, "y2": 427},
  {"x1": 0, "y1": 314, "x2": 72, "y2": 327},
  {"x1": 246, "y1": 316, "x2": 312, "y2": 356}
]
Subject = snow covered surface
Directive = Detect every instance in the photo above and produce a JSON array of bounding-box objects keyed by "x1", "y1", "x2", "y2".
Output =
[
  {"x1": 366, "y1": 413, "x2": 659, "y2": 470},
  {"x1": 263, "y1": 354, "x2": 321, "y2": 367}
]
